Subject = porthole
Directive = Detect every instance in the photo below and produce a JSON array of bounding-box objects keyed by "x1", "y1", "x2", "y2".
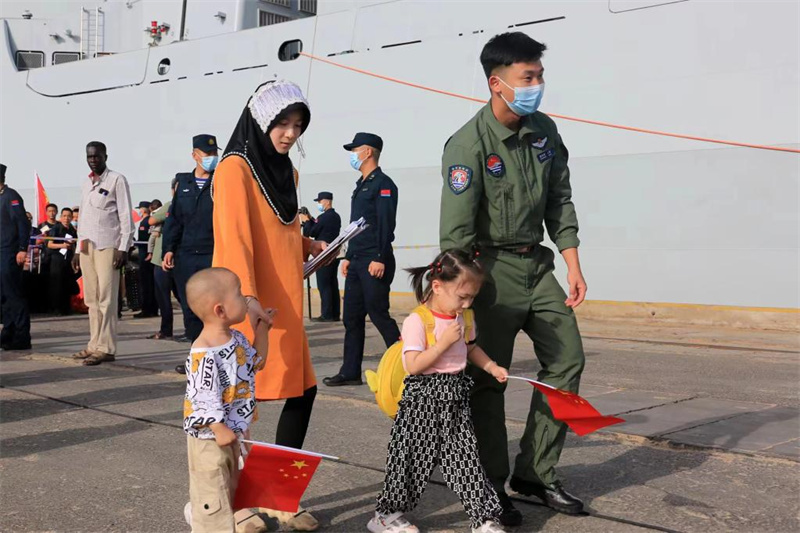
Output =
[
  {"x1": 279, "y1": 40, "x2": 303, "y2": 62},
  {"x1": 157, "y1": 58, "x2": 171, "y2": 75}
]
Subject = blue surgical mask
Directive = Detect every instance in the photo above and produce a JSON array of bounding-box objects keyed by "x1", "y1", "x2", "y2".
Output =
[
  {"x1": 498, "y1": 78, "x2": 545, "y2": 116},
  {"x1": 70, "y1": 220, "x2": 78, "y2": 228},
  {"x1": 350, "y1": 151, "x2": 363, "y2": 171},
  {"x1": 317, "y1": 204, "x2": 325, "y2": 213},
  {"x1": 201, "y1": 155, "x2": 219, "y2": 172}
]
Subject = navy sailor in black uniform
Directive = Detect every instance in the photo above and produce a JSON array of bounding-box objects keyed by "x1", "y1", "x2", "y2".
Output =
[
  {"x1": 0, "y1": 164, "x2": 32, "y2": 350},
  {"x1": 324, "y1": 133, "x2": 400, "y2": 387},
  {"x1": 301, "y1": 191, "x2": 342, "y2": 322},
  {"x1": 161, "y1": 134, "x2": 218, "y2": 354}
]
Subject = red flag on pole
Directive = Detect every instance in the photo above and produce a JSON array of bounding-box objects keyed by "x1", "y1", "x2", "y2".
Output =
[
  {"x1": 35, "y1": 173, "x2": 50, "y2": 225},
  {"x1": 233, "y1": 442, "x2": 326, "y2": 513},
  {"x1": 508, "y1": 376, "x2": 625, "y2": 436}
]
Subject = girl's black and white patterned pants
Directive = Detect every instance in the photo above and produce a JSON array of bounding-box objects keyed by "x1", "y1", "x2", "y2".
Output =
[{"x1": 376, "y1": 372, "x2": 502, "y2": 529}]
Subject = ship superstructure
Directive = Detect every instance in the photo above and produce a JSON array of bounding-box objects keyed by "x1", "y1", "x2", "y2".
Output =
[{"x1": 1, "y1": 0, "x2": 797, "y2": 309}]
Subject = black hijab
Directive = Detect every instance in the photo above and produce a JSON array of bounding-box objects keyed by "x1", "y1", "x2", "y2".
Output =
[{"x1": 219, "y1": 81, "x2": 311, "y2": 225}]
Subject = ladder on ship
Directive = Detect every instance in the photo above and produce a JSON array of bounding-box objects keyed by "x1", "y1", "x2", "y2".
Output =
[{"x1": 80, "y1": 6, "x2": 105, "y2": 59}]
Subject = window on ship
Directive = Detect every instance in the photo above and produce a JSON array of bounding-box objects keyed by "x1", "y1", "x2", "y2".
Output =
[
  {"x1": 299, "y1": 0, "x2": 317, "y2": 14},
  {"x1": 259, "y1": 11, "x2": 291, "y2": 26},
  {"x1": 15, "y1": 50, "x2": 45, "y2": 70}
]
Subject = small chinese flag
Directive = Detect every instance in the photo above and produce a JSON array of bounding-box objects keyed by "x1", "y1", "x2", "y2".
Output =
[
  {"x1": 35, "y1": 173, "x2": 50, "y2": 225},
  {"x1": 233, "y1": 444, "x2": 322, "y2": 513},
  {"x1": 510, "y1": 376, "x2": 625, "y2": 436}
]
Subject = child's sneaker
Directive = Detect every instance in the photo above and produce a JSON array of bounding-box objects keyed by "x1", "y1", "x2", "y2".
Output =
[
  {"x1": 367, "y1": 511, "x2": 419, "y2": 533},
  {"x1": 472, "y1": 520, "x2": 506, "y2": 533}
]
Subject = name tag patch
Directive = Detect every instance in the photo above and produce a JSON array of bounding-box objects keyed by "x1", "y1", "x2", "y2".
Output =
[
  {"x1": 485, "y1": 154, "x2": 505, "y2": 178},
  {"x1": 380, "y1": 189, "x2": 392, "y2": 197},
  {"x1": 537, "y1": 148, "x2": 555, "y2": 163},
  {"x1": 531, "y1": 136, "x2": 548, "y2": 149},
  {"x1": 448, "y1": 165, "x2": 473, "y2": 195}
]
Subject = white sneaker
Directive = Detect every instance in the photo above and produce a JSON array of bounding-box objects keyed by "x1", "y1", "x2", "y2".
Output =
[
  {"x1": 183, "y1": 502, "x2": 192, "y2": 526},
  {"x1": 472, "y1": 520, "x2": 506, "y2": 533},
  {"x1": 367, "y1": 512, "x2": 420, "y2": 533}
]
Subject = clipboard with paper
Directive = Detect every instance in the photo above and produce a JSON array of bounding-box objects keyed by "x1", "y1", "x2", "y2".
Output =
[{"x1": 303, "y1": 217, "x2": 368, "y2": 279}]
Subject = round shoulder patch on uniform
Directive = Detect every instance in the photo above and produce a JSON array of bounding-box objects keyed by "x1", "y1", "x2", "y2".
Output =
[
  {"x1": 485, "y1": 153, "x2": 505, "y2": 177},
  {"x1": 448, "y1": 165, "x2": 473, "y2": 195}
]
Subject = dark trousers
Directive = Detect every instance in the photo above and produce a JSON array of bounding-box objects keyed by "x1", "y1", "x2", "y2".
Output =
[
  {"x1": 153, "y1": 266, "x2": 174, "y2": 337},
  {"x1": 174, "y1": 252, "x2": 212, "y2": 341},
  {"x1": 138, "y1": 259, "x2": 158, "y2": 315},
  {"x1": 315, "y1": 261, "x2": 340, "y2": 320},
  {"x1": 276, "y1": 386, "x2": 317, "y2": 449},
  {"x1": 0, "y1": 251, "x2": 31, "y2": 347},
  {"x1": 340, "y1": 255, "x2": 400, "y2": 379},
  {"x1": 48, "y1": 254, "x2": 73, "y2": 315}
]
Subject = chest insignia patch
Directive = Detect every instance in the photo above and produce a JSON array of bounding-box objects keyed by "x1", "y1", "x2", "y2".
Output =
[
  {"x1": 448, "y1": 165, "x2": 473, "y2": 195},
  {"x1": 182, "y1": 189, "x2": 190, "y2": 193},
  {"x1": 10, "y1": 200, "x2": 20, "y2": 206},
  {"x1": 485, "y1": 153, "x2": 505, "y2": 178},
  {"x1": 537, "y1": 148, "x2": 556, "y2": 163},
  {"x1": 531, "y1": 136, "x2": 548, "y2": 149},
  {"x1": 380, "y1": 189, "x2": 392, "y2": 197}
]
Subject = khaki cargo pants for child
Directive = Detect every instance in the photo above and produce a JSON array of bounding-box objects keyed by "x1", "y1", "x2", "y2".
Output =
[{"x1": 187, "y1": 436, "x2": 241, "y2": 533}]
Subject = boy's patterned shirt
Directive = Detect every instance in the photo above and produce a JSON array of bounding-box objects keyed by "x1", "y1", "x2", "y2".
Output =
[{"x1": 183, "y1": 329, "x2": 263, "y2": 439}]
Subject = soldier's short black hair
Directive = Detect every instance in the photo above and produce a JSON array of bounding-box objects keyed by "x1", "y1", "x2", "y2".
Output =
[
  {"x1": 46, "y1": 203, "x2": 58, "y2": 211},
  {"x1": 61, "y1": 207, "x2": 73, "y2": 215},
  {"x1": 86, "y1": 141, "x2": 107, "y2": 154},
  {"x1": 0, "y1": 163, "x2": 6, "y2": 184},
  {"x1": 480, "y1": 32, "x2": 547, "y2": 79}
]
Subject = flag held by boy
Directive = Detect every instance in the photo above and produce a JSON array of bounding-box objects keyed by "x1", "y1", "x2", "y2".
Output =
[{"x1": 234, "y1": 442, "x2": 331, "y2": 513}]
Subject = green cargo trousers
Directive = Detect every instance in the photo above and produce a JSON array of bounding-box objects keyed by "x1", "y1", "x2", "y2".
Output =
[{"x1": 467, "y1": 245, "x2": 585, "y2": 491}]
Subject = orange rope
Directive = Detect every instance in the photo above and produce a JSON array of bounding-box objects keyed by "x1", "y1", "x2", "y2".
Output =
[{"x1": 300, "y1": 52, "x2": 800, "y2": 154}]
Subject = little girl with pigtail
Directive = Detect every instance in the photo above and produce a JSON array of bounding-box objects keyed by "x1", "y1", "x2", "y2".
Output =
[{"x1": 368, "y1": 248, "x2": 508, "y2": 533}]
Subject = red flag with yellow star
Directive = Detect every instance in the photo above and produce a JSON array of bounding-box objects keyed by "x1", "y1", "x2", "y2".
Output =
[
  {"x1": 508, "y1": 376, "x2": 625, "y2": 436},
  {"x1": 233, "y1": 443, "x2": 323, "y2": 513}
]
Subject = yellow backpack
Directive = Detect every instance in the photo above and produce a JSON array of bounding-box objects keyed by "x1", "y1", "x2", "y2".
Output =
[{"x1": 365, "y1": 305, "x2": 474, "y2": 419}]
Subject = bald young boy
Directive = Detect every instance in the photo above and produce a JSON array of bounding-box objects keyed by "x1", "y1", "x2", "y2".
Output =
[{"x1": 182, "y1": 267, "x2": 273, "y2": 533}]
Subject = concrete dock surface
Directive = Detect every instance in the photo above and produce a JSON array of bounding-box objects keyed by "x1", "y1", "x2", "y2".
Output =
[{"x1": 1, "y1": 309, "x2": 798, "y2": 532}]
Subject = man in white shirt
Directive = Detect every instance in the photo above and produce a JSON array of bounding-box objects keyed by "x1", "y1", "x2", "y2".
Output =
[{"x1": 70, "y1": 141, "x2": 134, "y2": 365}]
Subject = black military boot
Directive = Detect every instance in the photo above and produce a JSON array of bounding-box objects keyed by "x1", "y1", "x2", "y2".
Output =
[{"x1": 510, "y1": 476, "x2": 584, "y2": 515}]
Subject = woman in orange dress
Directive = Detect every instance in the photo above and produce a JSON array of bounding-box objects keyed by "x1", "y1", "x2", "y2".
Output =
[{"x1": 211, "y1": 80, "x2": 325, "y2": 527}]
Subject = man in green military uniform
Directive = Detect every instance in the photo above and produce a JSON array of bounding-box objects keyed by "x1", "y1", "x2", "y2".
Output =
[{"x1": 440, "y1": 32, "x2": 588, "y2": 527}]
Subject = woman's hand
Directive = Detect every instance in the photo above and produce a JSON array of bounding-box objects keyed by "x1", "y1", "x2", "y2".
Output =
[
  {"x1": 309, "y1": 240, "x2": 328, "y2": 258},
  {"x1": 255, "y1": 308, "x2": 277, "y2": 331},
  {"x1": 246, "y1": 297, "x2": 272, "y2": 331}
]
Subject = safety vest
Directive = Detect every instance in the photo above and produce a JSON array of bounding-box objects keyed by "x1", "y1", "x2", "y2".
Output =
[{"x1": 365, "y1": 305, "x2": 475, "y2": 419}]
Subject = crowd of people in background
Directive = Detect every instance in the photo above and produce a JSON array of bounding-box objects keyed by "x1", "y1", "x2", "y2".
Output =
[{"x1": 16, "y1": 198, "x2": 169, "y2": 320}]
